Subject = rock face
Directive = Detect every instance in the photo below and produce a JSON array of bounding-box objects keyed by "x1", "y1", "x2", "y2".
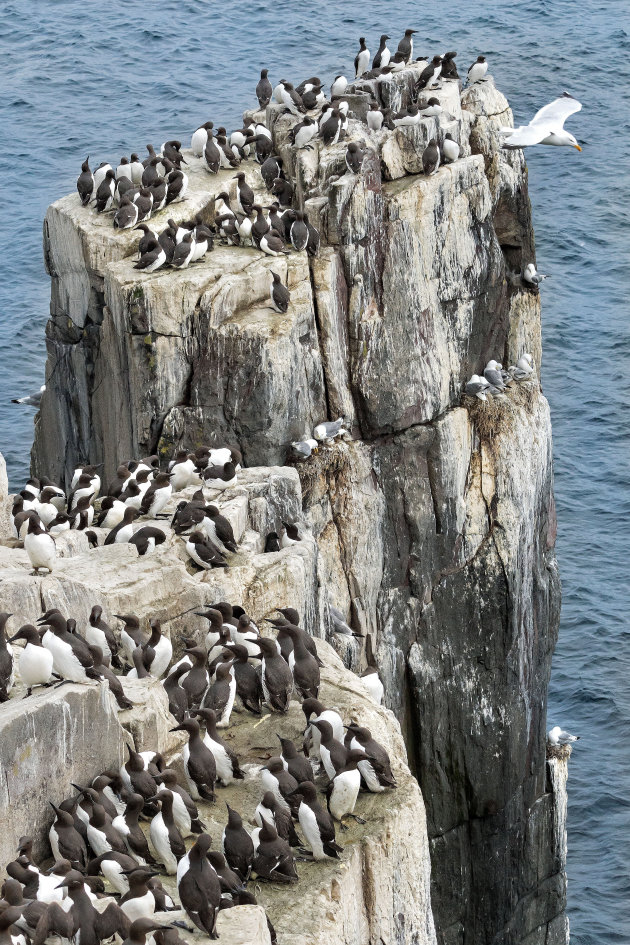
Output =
[
  {"x1": 0, "y1": 483, "x2": 436, "y2": 944},
  {"x1": 31, "y1": 65, "x2": 565, "y2": 944}
]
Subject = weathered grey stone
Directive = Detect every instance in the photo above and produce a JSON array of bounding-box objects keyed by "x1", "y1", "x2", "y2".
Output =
[{"x1": 0, "y1": 682, "x2": 126, "y2": 866}]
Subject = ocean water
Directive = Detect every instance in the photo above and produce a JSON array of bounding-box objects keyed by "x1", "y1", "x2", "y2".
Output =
[{"x1": 0, "y1": 1, "x2": 628, "y2": 940}]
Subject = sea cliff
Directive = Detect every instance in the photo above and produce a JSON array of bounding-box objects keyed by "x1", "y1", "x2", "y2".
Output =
[{"x1": 25, "y1": 64, "x2": 566, "y2": 943}]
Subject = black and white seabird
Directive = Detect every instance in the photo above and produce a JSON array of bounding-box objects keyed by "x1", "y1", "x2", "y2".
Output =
[
  {"x1": 422, "y1": 138, "x2": 441, "y2": 176},
  {"x1": 289, "y1": 211, "x2": 308, "y2": 251},
  {"x1": 269, "y1": 270, "x2": 290, "y2": 313},
  {"x1": 171, "y1": 232, "x2": 195, "y2": 269},
  {"x1": 203, "y1": 132, "x2": 221, "y2": 174},
  {"x1": 295, "y1": 781, "x2": 343, "y2": 860},
  {"x1": 104, "y1": 506, "x2": 138, "y2": 545},
  {"x1": 112, "y1": 795, "x2": 158, "y2": 867},
  {"x1": 441, "y1": 50, "x2": 459, "y2": 78},
  {"x1": 177, "y1": 646, "x2": 209, "y2": 710},
  {"x1": 260, "y1": 154, "x2": 282, "y2": 190},
  {"x1": 134, "y1": 238, "x2": 166, "y2": 272},
  {"x1": 366, "y1": 103, "x2": 384, "y2": 132},
  {"x1": 34, "y1": 869, "x2": 130, "y2": 945},
  {"x1": 467, "y1": 55, "x2": 488, "y2": 85},
  {"x1": 155, "y1": 768, "x2": 205, "y2": 836},
  {"x1": 260, "y1": 227, "x2": 288, "y2": 257},
  {"x1": 345, "y1": 723, "x2": 397, "y2": 792},
  {"x1": 223, "y1": 642, "x2": 263, "y2": 714},
  {"x1": 254, "y1": 791, "x2": 299, "y2": 846},
  {"x1": 222, "y1": 805, "x2": 254, "y2": 881},
  {"x1": 95, "y1": 169, "x2": 116, "y2": 212},
  {"x1": 133, "y1": 215, "x2": 158, "y2": 253},
  {"x1": 177, "y1": 834, "x2": 221, "y2": 939},
  {"x1": 396, "y1": 28, "x2": 418, "y2": 63},
  {"x1": 441, "y1": 133, "x2": 460, "y2": 163},
  {"x1": 184, "y1": 531, "x2": 226, "y2": 570},
  {"x1": 9, "y1": 624, "x2": 54, "y2": 696},
  {"x1": 321, "y1": 107, "x2": 342, "y2": 147},
  {"x1": 372, "y1": 34, "x2": 391, "y2": 69},
  {"x1": 148, "y1": 790, "x2": 185, "y2": 875},
  {"x1": 417, "y1": 55, "x2": 443, "y2": 91},
  {"x1": 165, "y1": 169, "x2": 187, "y2": 205},
  {"x1": 77, "y1": 157, "x2": 93, "y2": 207},
  {"x1": 331, "y1": 74, "x2": 347, "y2": 97},
  {"x1": 119, "y1": 743, "x2": 159, "y2": 805},
  {"x1": 194, "y1": 708, "x2": 244, "y2": 786},
  {"x1": 133, "y1": 187, "x2": 153, "y2": 229},
  {"x1": 325, "y1": 750, "x2": 370, "y2": 828},
  {"x1": 354, "y1": 37, "x2": 370, "y2": 77},
  {"x1": 24, "y1": 517, "x2": 56, "y2": 574},
  {"x1": 256, "y1": 68, "x2": 273, "y2": 108},
  {"x1": 270, "y1": 176, "x2": 293, "y2": 207},
  {"x1": 93, "y1": 161, "x2": 113, "y2": 191},
  {"x1": 252, "y1": 819, "x2": 298, "y2": 884},
  {"x1": 0, "y1": 612, "x2": 14, "y2": 700},
  {"x1": 170, "y1": 717, "x2": 216, "y2": 801},
  {"x1": 129, "y1": 153, "x2": 144, "y2": 185},
  {"x1": 345, "y1": 141, "x2": 367, "y2": 174},
  {"x1": 85, "y1": 605, "x2": 118, "y2": 666},
  {"x1": 258, "y1": 637, "x2": 293, "y2": 713},
  {"x1": 277, "y1": 735, "x2": 314, "y2": 784},
  {"x1": 232, "y1": 171, "x2": 254, "y2": 215},
  {"x1": 129, "y1": 525, "x2": 167, "y2": 556},
  {"x1": 313, "y1": 719, "x2": 349, "y2": 779},
  {"x1": 200, "y1": 661, "x2": 236, "y2": 728},
  {"x1": 162, "y1": 664, "x2": 189, "y2": 724},
  {"x1": 191, "y1": 121, "x2": 214, "y2": 157},
  {"x1": 49, "y1": 804, "x2": 89, "y2": 867}
]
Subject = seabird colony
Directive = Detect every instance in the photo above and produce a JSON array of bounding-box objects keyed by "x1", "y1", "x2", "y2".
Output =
[{"x1": 1, "y1": 28, "x2": 583, "y2": 944}]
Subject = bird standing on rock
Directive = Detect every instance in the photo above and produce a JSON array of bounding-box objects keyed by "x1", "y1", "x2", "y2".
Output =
[
  {"x1": 396, "y1": 29, "x2": 417, "y2": 63},
  {"x1": 77, "y1": 157, "x2": 93, "y2": 206},
  {"x1": 171, "y1": 718, "x2": 217, "y2": 802},
  {"x1": 422, "y1": 139, "x2": 441, "y2": 176},
  {"x1": 256, "y1": 68, "x2": 273, "y2": 108},
  {"x1": 258, "y1": 637, "x2": 293, "y2": 713},
  {"x1": 354, "y1": 37, "x2": 370, "y2": 77},
  {"x1": 270, "y1": 271, "x2": 290, "y2": 313},
  {"x1": 372, "y1": 34, "x2": 391, "y2": 69},
  {"x1": 467, "y1": 55, "x2": 488, "y2": 85},
  {"x1": 24, "y1": 516, "x2": 56, "y2": 574},
  {"x1": 177, "y1": 834, "x2": 221, "y2": 939},
  {"x1": 345, "y1": 141, "x2": 367, "y2": 174}
]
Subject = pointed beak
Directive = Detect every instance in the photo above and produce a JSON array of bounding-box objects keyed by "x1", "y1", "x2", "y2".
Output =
[
  {"x1": 574, "y1": 144, "x2": 582, "y2": 151},
  {"x1": 55, "y1": 880, "x2": 69, "y2": 889}
]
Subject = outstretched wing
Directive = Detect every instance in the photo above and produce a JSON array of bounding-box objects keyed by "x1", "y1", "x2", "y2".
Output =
[
  {"x1": 33, "y1": 902, "x2": 74, "y2": 945},
  {"x1": 530, "y1": 92, "x2": 582, "y2": 130},
  {"x1": 502, "y1": 124, "x2": 550, "y2": 147},
  {"x1": 95, "y1": 901, "x2": 131, "y2": 940}
]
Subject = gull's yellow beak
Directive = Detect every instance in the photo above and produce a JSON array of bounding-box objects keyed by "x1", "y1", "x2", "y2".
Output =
[{"x1": 574, "y1": 144, "x2": 582, "y2": 151}]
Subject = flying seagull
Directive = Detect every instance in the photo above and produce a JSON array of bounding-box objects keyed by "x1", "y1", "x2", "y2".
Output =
[{"x1": 500, "y1": 92, "x2": 582, "y2": 150}]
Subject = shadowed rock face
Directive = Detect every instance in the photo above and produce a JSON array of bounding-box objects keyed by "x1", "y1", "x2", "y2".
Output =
[{"x1": 32, "y1": 66, "x2": 564, "y2": 945}]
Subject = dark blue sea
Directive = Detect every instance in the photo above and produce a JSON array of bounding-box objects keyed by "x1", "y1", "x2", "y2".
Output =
[{"x1": 0, "y1": 1, "x2": 628, "y2": 940}]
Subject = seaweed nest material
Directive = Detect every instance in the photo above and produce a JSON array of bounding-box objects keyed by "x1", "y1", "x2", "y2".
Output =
[{"x1": 463, "y1": 381, "x2": 539, "y2": 441}]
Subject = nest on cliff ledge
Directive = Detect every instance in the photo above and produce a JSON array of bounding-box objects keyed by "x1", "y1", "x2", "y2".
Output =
[
  {"x1": 546, "y1": 743, "x2": 572, "y2": 762},
  {"x1": 289, "y1": 440, "x2": 352, "y2": 508},
  {"x1": 463, "y1": 381, "x2": 539, "y2": 442}
]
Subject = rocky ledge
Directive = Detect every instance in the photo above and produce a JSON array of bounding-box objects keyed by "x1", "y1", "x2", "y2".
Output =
[
  {"x1": 27, "y1": 62, "x2": 566, "y2": 944},
  {"x1": 0, "y1": 465, "x2": 435, "y2": 945}
]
